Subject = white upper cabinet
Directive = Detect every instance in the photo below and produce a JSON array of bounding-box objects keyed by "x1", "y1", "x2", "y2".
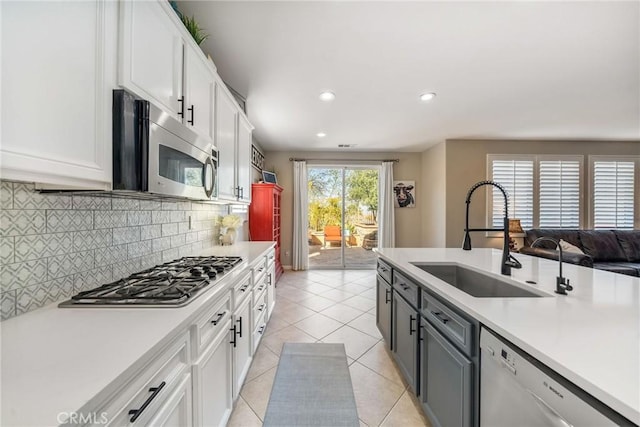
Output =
[
  {"x1": 215, "y1": 81, "x2": 254, "y2": 204},
  {"x1": 120, "y1": 0, "x2": 216, "y2": 145},
  {"x1": 237, "y1": 115, "x2": 253, "y2": 203},
  {"x1": 184, "y1": 45, "x2": 215, "y2": 143},
  {"x1": 216, "y1": 82, "x2": 239, "y2": 201},
  {"x1": 0, "y1": 0, "x2": 117, "y2": 189},
  {"x1": 120, "y1": 0, "x2": 184, "y2": 120}
]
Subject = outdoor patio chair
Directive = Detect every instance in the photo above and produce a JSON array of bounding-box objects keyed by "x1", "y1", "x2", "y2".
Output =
[{"x1": 323, "y1": 226, "x2": 342, "y2": 247}]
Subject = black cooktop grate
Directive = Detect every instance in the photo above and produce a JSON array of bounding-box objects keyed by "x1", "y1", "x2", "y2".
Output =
[{"x1": 66, "y1": 256, "x2": 243, "y2": 306}]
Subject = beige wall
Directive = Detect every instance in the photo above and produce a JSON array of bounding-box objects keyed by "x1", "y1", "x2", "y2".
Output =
[
  {"x1": 263, "y1": 151, "x2": 424, "y2": 266},
  {"x1": 421, "y1": 143, "x2": 447, "y2": 247},
  {"x1": 443, "y1": 139, "x2": 640, "y2": 248}
]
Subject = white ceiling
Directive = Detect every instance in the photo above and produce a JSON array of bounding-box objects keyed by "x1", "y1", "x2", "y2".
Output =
[{"x1": 178, "y1": 1, "x2": 640, "y2": 152}]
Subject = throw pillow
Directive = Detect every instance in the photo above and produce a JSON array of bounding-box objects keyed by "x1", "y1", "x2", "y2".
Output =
[{"x1": 559, "y1": 239, "x2": 584, "y2": 254}]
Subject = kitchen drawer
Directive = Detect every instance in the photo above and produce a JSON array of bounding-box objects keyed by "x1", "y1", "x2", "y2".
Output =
[
  {"x1": 252, "y1": 310, "x2": 267, "y2": 352},
  {"x1": 252, "y1": 256, "x2": 268, "y2": 284},
  {"x1": 232, "y1": 270, "x2": 252, "y2": 310},
  {"x1": 252, "y1": 288, "x2": 268, "y2": 329},
  {"x1": 422, "y1": 292, "x2": 473, "y2": 357},
  {"x1": 377, "y1": 258, "x2": 392, "y2": 284},
  {"x1": 98, "y1": 332, "x2": 191, "y2": 426},
  {"x1": 191, "y1": 292, "x2": 232, "y2": 359},
  {"x1": 266, "y1": 248, "x2": 276, "y2": 267},
  {"x1": 393, "y1": 270, "x2": 419, "y2": 308}
]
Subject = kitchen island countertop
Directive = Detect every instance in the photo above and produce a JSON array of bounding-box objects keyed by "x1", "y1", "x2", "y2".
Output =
[{"x1": 375, "y1": 247, "x2": 640, "y2": 424}]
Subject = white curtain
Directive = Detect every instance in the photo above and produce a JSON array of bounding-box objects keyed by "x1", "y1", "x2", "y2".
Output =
[
  {"x1": 378, "y1": 161, "x2": 395, "y2": 248},
  {"x1": 292, "y1": 160, "x2": 309, "y2": 270}
]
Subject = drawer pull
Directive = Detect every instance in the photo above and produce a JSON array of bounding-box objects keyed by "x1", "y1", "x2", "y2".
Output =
[
  {"x1": 257, "y1": 267, "x2": 264, "y2": 273},
  {"x1": 240, "y1": 284, "x2": 249, "y2": 292},
  {"x1": 230, "y1": 325, "x2": 237, "y2": 347},
  {"x1": 385, "y1": 289, "x2": 391, "y2": 304},
  {"x1": 258, "y1": 303, "x2": 266, "y2": 312},
  {"x1": 431, "y1": 311, "x2": 449, "y2": 324},
  {"x1": 128, "y1": 381, "x2": 166, "y2": 422},
  {"x1": 409, "y1": 315, "x2": 416, "y2": 335},
  {"x1": 258, "y1": 325, "x2": 266, "y2": 334},
  {"x1": 211, "y1": 311, "x2": 227, "y2": 325},
  {"x1": 379, "y1": 266, "x2": 388, "y2": 272},
  {"x1": 237, "y1": 316, "x2": 243, "y2": 338},
  {"x1": 257, "y1": 285, "x2": 265, "y2": 292}
]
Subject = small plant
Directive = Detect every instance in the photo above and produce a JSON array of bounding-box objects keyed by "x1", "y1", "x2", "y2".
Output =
[{"x1": 181, "y1": 14, "x2": 209, "y2": 45}]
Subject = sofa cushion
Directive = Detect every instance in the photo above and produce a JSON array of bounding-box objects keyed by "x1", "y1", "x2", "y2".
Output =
[
  {"x1": 592, "y1": 262, "x2": 639, "y2": 277},
  {"x1": 578, "y1": 230, "x2": 627, "y2": 262},
  {"x1": 525, "y1": 229, "x2": 581, "y2": 250},
  {"x1": 614, "y1": 230, "x2": 640, "y2": 262},
  {"x1": 559, "y1": 239, "x2": 584, "y2": 254}
]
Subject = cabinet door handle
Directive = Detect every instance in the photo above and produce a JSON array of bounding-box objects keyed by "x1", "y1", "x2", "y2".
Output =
[
  {"x1": 385, "y1": 289, "x2": 391, "y2": 304},
  {"x1": 128, "y1": 381, "x2": 166, "y2": 422},
  {"x1": 240, "y1": 187, "x2": 244, "y2": 199},
  {"x1": 188, "y1": 105, "x2": 194, "y2": 125},
  {"x1": 177, "y1": 96, "x2": 184, "y2": 118},
  {"x1": 230, "y1": 325, "x2": 237, "y2": 347},
  {"x1": 409, "y1": 315, "x2": 416, "y2": 335},
  {"x1": 431, "y1": 311, "x2": 449, "y2": 324},
  {"x1": 236, "y1": 317, "x2": 243, "y2": 338},
  {"x1": 211, "y1": 311, "x2": 226, "y2": 325}
]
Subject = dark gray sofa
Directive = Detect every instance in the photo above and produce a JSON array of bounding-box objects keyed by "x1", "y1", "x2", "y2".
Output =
[{"x1": 519, "y1": 229, "x2": 640, "y2": 277}]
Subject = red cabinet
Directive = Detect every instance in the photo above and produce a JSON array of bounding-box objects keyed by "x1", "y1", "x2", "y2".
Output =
[{"x1": 249, "y1": 183, "x2": 283, "y2": 281}]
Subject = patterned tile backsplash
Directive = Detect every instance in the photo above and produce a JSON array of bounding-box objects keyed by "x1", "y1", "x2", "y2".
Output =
[{"x1": 0, "y1": 180, "x2": 233, "y2": 321}]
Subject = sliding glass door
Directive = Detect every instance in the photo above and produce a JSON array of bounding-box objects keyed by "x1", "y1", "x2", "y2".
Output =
[{"x1": 307, "y1": 166, "x2": 379, "y2": 269}]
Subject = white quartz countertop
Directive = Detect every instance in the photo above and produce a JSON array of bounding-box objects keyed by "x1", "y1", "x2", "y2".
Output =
[
  {"x1": 375, "y1": 248, "x2": 640, "y2": 424},
  {"x1": 0, "y1": 242, "x2": 275, "y2": 427}
]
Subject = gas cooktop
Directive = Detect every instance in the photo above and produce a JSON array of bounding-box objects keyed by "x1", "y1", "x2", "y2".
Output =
[{"x1": 59, "y1": 256, "x2": 243, "y2": 307}]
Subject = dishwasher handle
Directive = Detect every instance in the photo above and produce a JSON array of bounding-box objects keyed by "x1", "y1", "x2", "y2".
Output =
[{"x1": 527, "y1": 389, "x2": 574, "y2": 427}]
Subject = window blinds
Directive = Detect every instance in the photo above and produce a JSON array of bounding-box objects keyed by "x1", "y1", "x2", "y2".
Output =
[
  {"x1": 539, "y1": 160, "x2": 581, "y2": 228},
  {"x1": 491, "y1": 160, "x2": 534, "y2": 228},
  {"x1": 593, "y1": 161, "x2": 635, "y2": 229}
]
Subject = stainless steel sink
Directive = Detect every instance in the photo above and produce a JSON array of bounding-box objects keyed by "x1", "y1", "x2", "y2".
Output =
[{"x1": 410, "y1": 263, "x2": 549, "y2": 298}]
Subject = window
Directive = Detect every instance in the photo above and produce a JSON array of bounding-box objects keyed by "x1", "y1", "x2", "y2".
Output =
[
  {"x1": 488, "y1": 155, "x2": 583, "y2": 229},
  {"x1": 490, "y1": 158, "x2": 534, "y2": 228},
  {"x1": 539, "y1": 159, "x2": 581, "y2": 228},
  {"x1": 590, "y1": 157, "x2": 638, "y2": 229}
]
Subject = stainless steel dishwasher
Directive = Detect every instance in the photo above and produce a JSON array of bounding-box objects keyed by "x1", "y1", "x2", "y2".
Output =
[{"x1": 480, "y1": 327, "x2": 623, "y2": 427}]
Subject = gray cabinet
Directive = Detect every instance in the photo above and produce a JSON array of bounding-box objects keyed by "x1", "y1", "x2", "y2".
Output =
[
  {"x1": 421, "y1": 321, "x2": 472, "y2": 427},
  {"x1": 376, "y1": 275, "x2": 392, "y2": 347},
  {"x1": 392, "y1": 292, "x2": 419, "y2": 392}
]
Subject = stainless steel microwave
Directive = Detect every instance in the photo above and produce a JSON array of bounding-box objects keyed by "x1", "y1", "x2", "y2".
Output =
[{"x1": 113, "y1": 89, "x2": 217, "y2": 200}]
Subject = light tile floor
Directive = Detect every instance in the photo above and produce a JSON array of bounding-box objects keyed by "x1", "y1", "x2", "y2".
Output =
[{"x1": 228, "y1": 269, "x2": 431, "y2": 427}]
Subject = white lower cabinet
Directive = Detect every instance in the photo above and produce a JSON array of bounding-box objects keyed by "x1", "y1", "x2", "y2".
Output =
[
  {"x1": 147, "y1": 375, "x2": 193, "y2": 427},
  {"x1": 96, "y1": 332, "x2": 191, "y2": 426},
  {"x1": 192, "y1": 318, "x2": 233, "y2": 427},
  {"x1": 266, "y1": 258, "x2": 276, "y2": 319},
  {"x1": 232, "y1": 294, "x2": 253, "y2": 399}
]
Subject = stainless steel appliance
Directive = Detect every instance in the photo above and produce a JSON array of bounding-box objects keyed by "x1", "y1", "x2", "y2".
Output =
[
  {"x1": 59, "y1": 256, "x2": 242, "y2": 307},
  {"x1": 480, "y1": 327, "x2": 625, "y2": 426},
  {"x1": 113, "y1": 89, "x2": 217, "y2": 200}
]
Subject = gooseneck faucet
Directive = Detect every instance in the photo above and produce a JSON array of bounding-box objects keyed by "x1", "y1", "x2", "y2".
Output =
[
  {"x1": 530, "y1": 237, "x2": 573, "y2": 295},
  {"x1": 463, "y1": 180, "x2": 522, "y2": 276}
]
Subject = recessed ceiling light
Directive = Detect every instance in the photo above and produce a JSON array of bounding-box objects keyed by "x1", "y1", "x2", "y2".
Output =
[
  {"x1": 316, "y1": 132, "x2": 327, "y2": 138},
  {"x1": 319, "y1": 91, "x2": 336, "y2": 102},
  {"x1": 420, "y1": 92, "x2": 436, "y2": 102}
]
